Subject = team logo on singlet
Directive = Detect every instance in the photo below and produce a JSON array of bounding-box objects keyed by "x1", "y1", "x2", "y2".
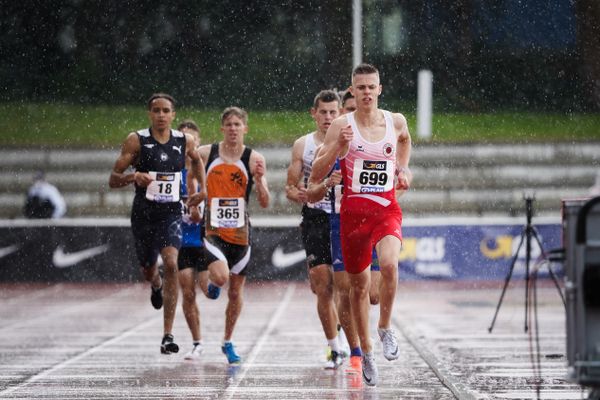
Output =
[
  {"x1": 160, "y1": 152, "x2": 168, "y2": 162},
  {"x1": 230, "y1": 172, "x2": 244, "y2": 187},
  {"x1": 156, "y1": 173, "x2": 175, "y2": 182},
  {"x1": 363, "y1": 161, "x2": 386, "y2": 170},
  {"x1": 219, "y1": 199, "x2": 239, "y2": 207},
  {"x1": 383, "y1": 143, "x2": 394, "y2": 158}
]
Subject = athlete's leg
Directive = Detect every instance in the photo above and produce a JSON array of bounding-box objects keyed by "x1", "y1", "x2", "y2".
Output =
[
  {"x1": 205, "y1": 260, "x2": 228, "y2": 285},
  {"x1": 178, "y1": 267, "x2": 200, "y2": 342},
  {"x1": 333, "y1": 270, "x2": 359, "y2": 350},
  {"x1": 374, "y1": 235, "x2": 401, "y2": 329},
  {"x1": 197, "y1": 270, "x2": 209, "y2": 297},
  {"x1": 348, "y1": 268, "x2": 372, "y2": 352},
  {"x1": 309, "y1": 264, "x2": 338, "y2": 340},
  {"x1": 370, "y1": 270, "x2": 381, "y2": 305},
  {"x1": 369, "y1": 250, "x2": 381, "y2": 305},
  {"x1": 224, "y1": 273, "x2": 246, "y2": 341},
  {"x1": 160, "y1": 246, "x2": 180, "y2": 335},
  {"x1": 204, "y1": 237, "x2": 231, "y2": 288},
  {"x1": 141, "y1": 263, "x2": 161, "y2": 288}
]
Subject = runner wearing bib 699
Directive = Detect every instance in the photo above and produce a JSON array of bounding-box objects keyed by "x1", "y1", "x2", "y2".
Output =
[
  {"x1": 197, "y1": 107, "x2": 270, "y2": 365},
  {"x1": 311, "y1": 64, "x2": 413, "y2": 387}
]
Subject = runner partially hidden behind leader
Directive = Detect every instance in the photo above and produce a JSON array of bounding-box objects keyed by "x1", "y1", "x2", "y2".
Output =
[
  {"x1": 109, "y1": 93, "x2": 206, "y2": 355},
  {"x1": 311, "y1": 64, "x2": 413, "y2": 386},
  {"x1": 176, "y1": 119, "x2": 211, "y2": 360}
]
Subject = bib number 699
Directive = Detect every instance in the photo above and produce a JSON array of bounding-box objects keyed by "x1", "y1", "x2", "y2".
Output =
[{"x1": 359, "y1": 171, "x2": 388, "y2": 186}]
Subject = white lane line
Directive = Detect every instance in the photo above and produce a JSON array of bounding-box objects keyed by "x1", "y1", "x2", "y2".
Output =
[
  {"x1": 0, "y1": 315, "x2": 160, "y2": 397},
  {"x1": 393, "y1": 315, "x2": 484, "y2": 400},
  {"x1": 0, "y1": 286, "x2": 136, "y2": 333},
  {"x1": 222, "y1": 283, "x2": 296, "y2": 400}
]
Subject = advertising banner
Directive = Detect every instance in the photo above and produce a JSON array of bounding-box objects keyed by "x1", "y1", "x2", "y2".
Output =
[
  {"x1": 0, "y1": 218, "x2": 562, "y2": 282},
  {"x1": 398, "y1": 223, "x2": 561, "y2": 280}
]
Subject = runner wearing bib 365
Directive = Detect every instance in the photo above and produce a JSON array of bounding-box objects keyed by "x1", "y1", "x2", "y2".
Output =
[
  {"x1": 311, "y1": 64, "x2": 412, "y2": 387},
  {"x1": 198, "y1": 107, "x2": 270, "y2": 365}
]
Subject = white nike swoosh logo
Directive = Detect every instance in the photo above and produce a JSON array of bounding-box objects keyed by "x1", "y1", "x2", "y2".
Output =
[
  {"x1": 52, "y1": 244, "x2": 110, "y2": 268},
  {"x1": 0, "y1": 244, "x2": 20, "y2": 259},
  {"x1": 271, "y1": 246, "x2": 306, "y2": 269}
]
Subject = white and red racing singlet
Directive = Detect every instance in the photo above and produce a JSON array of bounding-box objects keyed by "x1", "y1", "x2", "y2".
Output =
[{"x1": 340, "y1": 110, "x2": 397, "y2": 210}]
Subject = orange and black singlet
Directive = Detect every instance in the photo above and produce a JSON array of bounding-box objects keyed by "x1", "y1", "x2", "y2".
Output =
[{"x1": 204, "y1": 144, "x2": 254, "y2": 246}]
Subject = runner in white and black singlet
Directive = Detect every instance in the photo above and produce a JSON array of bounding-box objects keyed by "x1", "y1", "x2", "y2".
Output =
[{"x1": 286, "y1": 90, "x2": 345, "y2": 369}]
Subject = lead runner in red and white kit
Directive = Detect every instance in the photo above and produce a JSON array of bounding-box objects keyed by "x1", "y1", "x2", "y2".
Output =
[{"x1": 311, "y1": 63, "x2": 412, "y2": 386}]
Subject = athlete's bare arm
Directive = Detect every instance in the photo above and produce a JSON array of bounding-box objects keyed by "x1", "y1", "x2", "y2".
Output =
[
  {"x1": 250, "y1": 151, "x2": 270, "y2": 209},
  {"x1": 306, "y1": 145, "x2": 341, "y2": 203},
  {"x1": 393, "y1": 113, "x2": 412, "y2": 191},
  {"x1": 197, "y1": 144, "x2": 211, "y2": 166},
  {"x1": 109, "y1": 132, "x2": 148, "y2": 188},
  {"x1": 307, "y1": 170, "x2": 341, "y2": 203},
  {"x1": 185, "y1": 133, "x2": 207, "y2": 208},
  {"x1": 311, "y1": 116, "x2": 351, "y2": 183},
  {"x1": 286, "y1": 136, "x2": 307, "y2": 203}
]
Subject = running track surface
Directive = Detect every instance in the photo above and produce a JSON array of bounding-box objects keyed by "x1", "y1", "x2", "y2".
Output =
[{"x1": 0, "y1": 281, "x2": 586, "y2": 399}]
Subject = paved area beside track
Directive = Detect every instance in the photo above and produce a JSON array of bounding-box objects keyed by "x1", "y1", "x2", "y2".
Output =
[{"x1": 0, "y1": 281, "x2": 587, "y2": 399}]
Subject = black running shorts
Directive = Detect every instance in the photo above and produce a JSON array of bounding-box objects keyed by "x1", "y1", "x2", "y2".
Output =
[{"x1": 300, "y1": 212, "x2": 332, "y2": 268}]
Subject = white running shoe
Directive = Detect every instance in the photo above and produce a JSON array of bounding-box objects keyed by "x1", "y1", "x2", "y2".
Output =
[
  {"x1": 337, "y1": 327, "x2": 351, "y2": 358},
  {"x1": 378, "y1": 327, "x2": 399, "y2": 361},
  {"x1": 324, "y1": 349, "x2": 344, "y2": 370},
  {"x1": 184, "y1": 343, "x2": 204, "y2": 360},
  {"x1": 361, "y1": 352, "x2": 378, "y2": 386}
]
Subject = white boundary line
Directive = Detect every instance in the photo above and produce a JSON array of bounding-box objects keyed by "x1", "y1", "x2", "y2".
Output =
[
  {"x1": 222, "y1": 283, "x2": 296, "y2": 400},
  {"x1": 0, "y1": 315, "x2": 160, "y2": 397},
  {"x1": 393, "y1": 315, "x2": 484, "y2": 400}
]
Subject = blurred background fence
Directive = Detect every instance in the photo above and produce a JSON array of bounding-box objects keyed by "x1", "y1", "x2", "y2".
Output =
[
  {"x1": 2, "y1": 0, "x2": 599, "y2": 112},
  {"x1": 1, "y1": 1, "x2": 599, "y2": 219}
]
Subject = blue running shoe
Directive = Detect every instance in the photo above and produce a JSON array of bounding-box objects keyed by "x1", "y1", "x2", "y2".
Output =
[
  {"x1": 207, "y1": 283, "x2": 221, "y2": 300},
  {"x1": 221, "y1": 342, "x2": 241, "y2": 364}
]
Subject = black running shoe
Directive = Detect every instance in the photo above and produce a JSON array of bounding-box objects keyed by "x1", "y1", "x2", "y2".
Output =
[
  {"x1": 160, "y1": 334, "x2": 179, "y2": 354},
  {"x1": 151, "y1": 285, "x2": 163, "y2": 310}
]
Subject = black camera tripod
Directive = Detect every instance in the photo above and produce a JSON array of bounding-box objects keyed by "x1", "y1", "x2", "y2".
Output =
[{"x1": 488, "y1": 196, "x2": 563, "y2": 333}]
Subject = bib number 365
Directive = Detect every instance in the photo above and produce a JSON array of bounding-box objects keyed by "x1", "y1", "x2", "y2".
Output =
[{"x1": 210, "y1": 197, "x2": 245, "y2": 228}]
